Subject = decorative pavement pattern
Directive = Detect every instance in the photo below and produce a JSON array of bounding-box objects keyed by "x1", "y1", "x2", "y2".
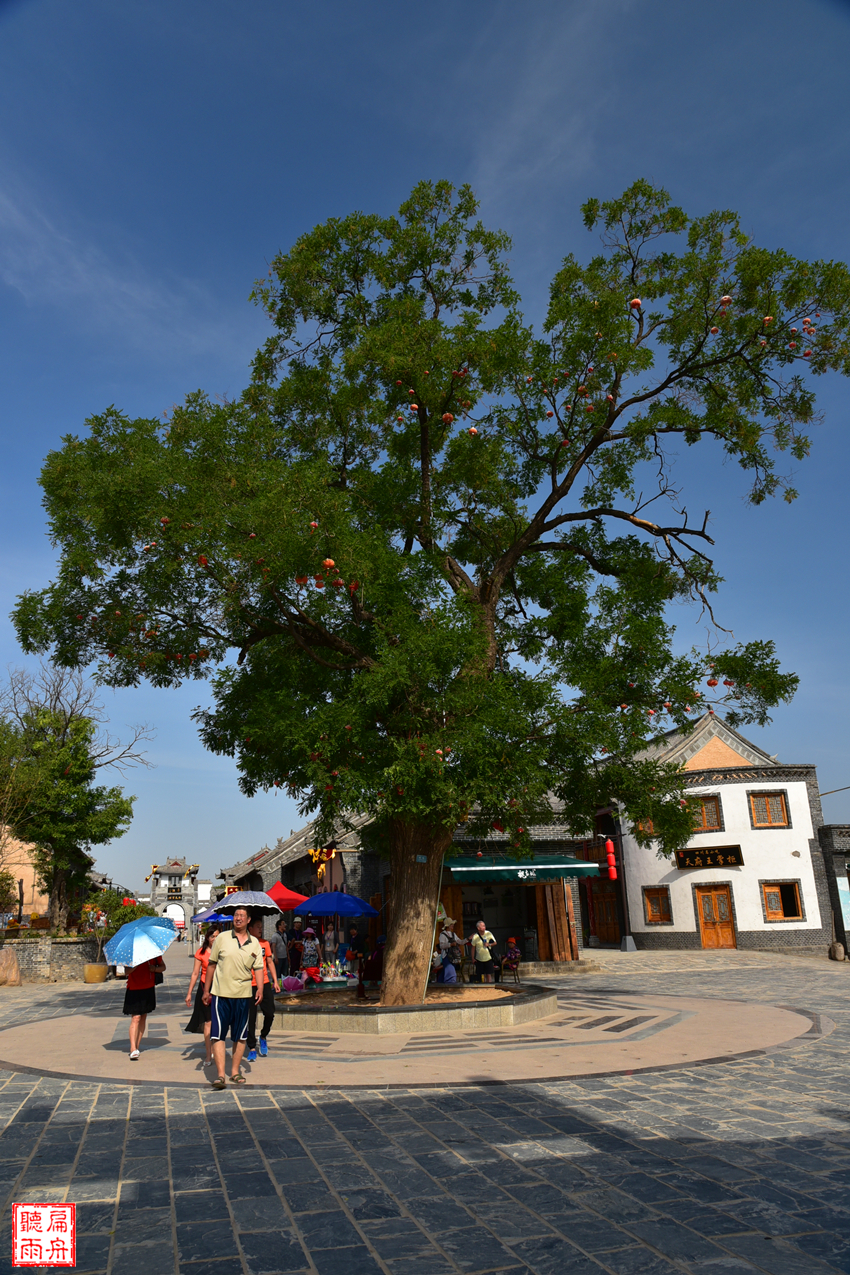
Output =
[{"x1": 0, "y1": 950, "x2": 848, "y2": 1273}]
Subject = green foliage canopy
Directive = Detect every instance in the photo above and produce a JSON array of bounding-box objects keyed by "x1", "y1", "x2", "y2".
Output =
[{"x1": 15, "y1": 179, "x2": 850, "y2": 858}]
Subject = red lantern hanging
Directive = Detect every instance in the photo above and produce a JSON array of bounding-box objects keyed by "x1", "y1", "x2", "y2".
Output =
[{"x1": 605, "y1": 838, "x2": 617, "y2": 881}]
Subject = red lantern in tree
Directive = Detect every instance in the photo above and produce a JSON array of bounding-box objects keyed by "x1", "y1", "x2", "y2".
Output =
[
  {"x1": 197, "y1": 555, "x2": 208, "y2": 566},
  {"x1": 630, "y1": 298, "x2": 641, "y2": 309},
  {"x1": 707, "y1": 678, "x2": 718, "y2": 687}
]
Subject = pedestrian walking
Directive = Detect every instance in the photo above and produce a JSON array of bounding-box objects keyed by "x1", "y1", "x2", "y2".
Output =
[
  {"x1": 202, "y1": 906, "x2": 264, "y2": 1088},
  {"x1": 123, "y1": 955, "x2": 166, "y2": 1060},
  {"x1": 246, "y1": 917, "x2": 280, "y2": 1061},
  {"x1": 184, "y1": 924, "x2": 221, "y2": 1066},
  {"x1": 470, "y1": 920, "x2": 496, "y2": 984}
]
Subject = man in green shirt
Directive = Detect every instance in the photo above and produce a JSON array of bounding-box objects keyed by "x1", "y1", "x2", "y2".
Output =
[{"x1": 203, "y1": 906, "x2": 264, "y2": 1088}]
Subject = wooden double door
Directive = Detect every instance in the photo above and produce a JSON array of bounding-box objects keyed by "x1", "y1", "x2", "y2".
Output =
[{"x1": 695, "y1": 885, "x2": 737, "y2": 949}]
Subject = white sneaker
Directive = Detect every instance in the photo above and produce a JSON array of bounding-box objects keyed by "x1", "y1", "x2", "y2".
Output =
[{"x1": 129, "y1": 1050, "x2": 140, "y2": 1060}]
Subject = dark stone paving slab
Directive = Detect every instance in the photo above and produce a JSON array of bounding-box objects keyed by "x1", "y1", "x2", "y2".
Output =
[{"x1": 0, "y1": 956, "x2": 848, "y2": 1270}]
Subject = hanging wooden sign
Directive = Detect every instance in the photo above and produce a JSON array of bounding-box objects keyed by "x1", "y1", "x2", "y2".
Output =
[{"x1": 675, "y1": 846, "x2": 744, "y2": 870}]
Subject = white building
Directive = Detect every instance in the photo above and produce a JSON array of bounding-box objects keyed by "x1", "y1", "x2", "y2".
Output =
[{"x1": 621, "y1": 714, "x2": 831, "y2": 952}]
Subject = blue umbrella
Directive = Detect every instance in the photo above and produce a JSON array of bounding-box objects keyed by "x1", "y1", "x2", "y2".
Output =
[
  {"x1": 191, "y1": 903, "x2": 232, "y2": 923},
  {"x1": 104, "y1": 915, "x2": 178, "y2": 967},
  {"x1": 293, "y1": 891, "x2": 379, "y2": 918}
]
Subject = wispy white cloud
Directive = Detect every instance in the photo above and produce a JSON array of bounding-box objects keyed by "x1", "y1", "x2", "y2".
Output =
[
  {"x1": 0, "y1": 171, "x2": 263, "y2": 366},
  {"x1": 457, "y1": 0, "x2": 635, "y2": 225}
]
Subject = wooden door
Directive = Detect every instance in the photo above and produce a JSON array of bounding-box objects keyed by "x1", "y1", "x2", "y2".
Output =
[
  {"x1": 585, "y1": 879, "x2": 621, "y2": 946},
  {"x1": 534, "y1": 883, "x2": 574, "y2": 961},
  {"x1": 696, "y1": 885, "x2": 736, "y2": 949},
  {"x1": 594, "y1": 883, "x2": 621, "y2": 946}
]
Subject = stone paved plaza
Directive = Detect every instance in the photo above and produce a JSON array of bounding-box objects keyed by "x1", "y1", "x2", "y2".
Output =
[{"x1": 0, "y1": 950, "x2": 849, "y2": 1274}]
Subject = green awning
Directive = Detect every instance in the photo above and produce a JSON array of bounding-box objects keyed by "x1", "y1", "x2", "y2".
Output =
[{"x1": 444, "y1": 853, "x2": 601, "y2": 883}]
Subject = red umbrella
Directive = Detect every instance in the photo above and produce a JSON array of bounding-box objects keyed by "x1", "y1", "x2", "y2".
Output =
[{"x1": 266, "y1": 881, "x2": 310, "y2": 910}]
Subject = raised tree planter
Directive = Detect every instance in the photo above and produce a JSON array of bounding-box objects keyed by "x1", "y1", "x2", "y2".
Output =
[
  {"x1": 0, "y1": 936, "x2": 99, "y2": 983},
  {"x1": 273, "y1": 982, "x2": 558, "y2": 1035}
]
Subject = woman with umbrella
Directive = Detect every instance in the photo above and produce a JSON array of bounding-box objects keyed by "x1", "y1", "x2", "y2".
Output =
[
  {"x1": 105, "y1": 915, "x2": 178, "y2": 1061},
  {"x1": 124, "y1": 954, "x2": 166, "y2": 1059},
  {"x1": 184, "y1": 924, "x2": 222, "y2": 1067}
]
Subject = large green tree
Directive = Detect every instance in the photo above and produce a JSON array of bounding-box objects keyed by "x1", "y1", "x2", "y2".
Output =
[
  {"x1": 14, "y1": 181, "x2": 850, "y2": 1000},
  {"x1": 0, "y1": 667, "x2": 144, "y2": 930}
]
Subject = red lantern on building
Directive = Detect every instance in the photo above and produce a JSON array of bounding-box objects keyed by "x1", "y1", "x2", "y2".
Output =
[{"x1": 605, "y1": 838, "x2": 617, "y2": 881}]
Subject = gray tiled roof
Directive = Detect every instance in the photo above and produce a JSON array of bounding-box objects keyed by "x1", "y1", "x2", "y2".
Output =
[
  {"x1": 220, "y1": 810, "x2": 374, "y2": 882},
  {"x1": 633, "y1": 712, "x2": 777, "y2": 769}
]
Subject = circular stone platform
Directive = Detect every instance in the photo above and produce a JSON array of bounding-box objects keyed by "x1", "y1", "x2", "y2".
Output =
[
  {"x1": 0, "y1": 984, "x2": 833, "y2": 1088},
  {"x1": 273, "y1": 983, "x2": 557, "y2": 1034}
]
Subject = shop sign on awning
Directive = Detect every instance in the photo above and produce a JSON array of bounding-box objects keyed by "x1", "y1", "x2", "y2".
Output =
[{"x1": 444, "y1": 853, "x2": 601, "y2": 883}]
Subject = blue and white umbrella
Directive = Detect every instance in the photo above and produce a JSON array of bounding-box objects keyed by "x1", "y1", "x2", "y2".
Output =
[{"x1": 104, "y1": 915, "x2": 178, "y2": 967}]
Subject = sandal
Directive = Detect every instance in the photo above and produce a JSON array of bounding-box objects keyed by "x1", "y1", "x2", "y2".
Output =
[
  {"x1": 210, "y1": 1077, "x2": 227, "y2": 1090},
  {"x1": 229, "y1": 1073, "x2": 246, "y2": 1085}
]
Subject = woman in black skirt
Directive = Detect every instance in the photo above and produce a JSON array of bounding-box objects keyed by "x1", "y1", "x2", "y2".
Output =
[
  {"x1": 123, "y1": 955, "x2": 166, "y2": 1060},
  {"x1": 184, "y1": 925, "x2": 221, "y2": 1066}
]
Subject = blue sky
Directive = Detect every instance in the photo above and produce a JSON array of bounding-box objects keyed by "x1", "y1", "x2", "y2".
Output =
[{"x1": 1, "y1": 0, "x2": 849, "y2": 890}]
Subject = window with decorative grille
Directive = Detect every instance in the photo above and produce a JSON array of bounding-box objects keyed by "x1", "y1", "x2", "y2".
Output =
[
  {"x1": 762, "y1": 881, "x2": 801, "y2": 920},
  {"x1": 694, "y1": 796, "x2": 722, "y2": 831},
  {"x1": 750, "y1": 792, "x2": 788, "y2": 827},
  {"x1": 643, "y1": 887, "x2": 672, "y2": 923}
]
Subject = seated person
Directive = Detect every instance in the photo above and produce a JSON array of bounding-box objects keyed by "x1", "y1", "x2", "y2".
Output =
[
  {"x1": 440, "y1": 953, "x2": 457, "y2": 984},
  {"x1": 346, "y1": 925, "x2": 366, "y2": 974},
  {"x1": 300, "y1": 928, "x2": 323, "y2": 983},
  {"x1": 362, "y1": 935, "x2": 385, "y2": 982},
  {"x1": 502, "y1": 937, "x2": 522, "y2": 972}
]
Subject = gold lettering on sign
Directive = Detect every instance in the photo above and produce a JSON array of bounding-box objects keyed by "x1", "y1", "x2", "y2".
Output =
[{"x1": 675, "y1": 846, "x2": 744, "y2": 870}]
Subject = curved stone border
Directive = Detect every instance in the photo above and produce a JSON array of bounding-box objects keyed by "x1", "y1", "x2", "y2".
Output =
[{"x1": 273, "y1": 982, "x2": 558, "y2": 1034}]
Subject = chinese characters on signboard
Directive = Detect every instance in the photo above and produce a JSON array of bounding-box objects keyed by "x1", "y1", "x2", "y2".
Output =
[
  {"x1": 674, "y1": 847, "x2": 744, "y2": 870},
  {"x1": 13, "y1": 1203, "x2": 75, "y2": 1267}
]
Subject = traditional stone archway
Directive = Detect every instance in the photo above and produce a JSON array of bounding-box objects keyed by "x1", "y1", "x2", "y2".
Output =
[{"x1": 163, "y1": 903, "x2": 186, "y2": 931}]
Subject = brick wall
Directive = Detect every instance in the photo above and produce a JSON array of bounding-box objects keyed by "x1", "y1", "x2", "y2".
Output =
[{"x1": 0, "y1": 937, "x2": 99, "y2": 982}]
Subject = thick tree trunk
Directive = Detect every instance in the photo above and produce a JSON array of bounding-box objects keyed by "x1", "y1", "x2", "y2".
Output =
[
  {"x1": 48, "y1": 869, "x2": 69, "y2": 933},
  {"x1": 380, "y1": 820, "x2": 455, "y2": 1006}
]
